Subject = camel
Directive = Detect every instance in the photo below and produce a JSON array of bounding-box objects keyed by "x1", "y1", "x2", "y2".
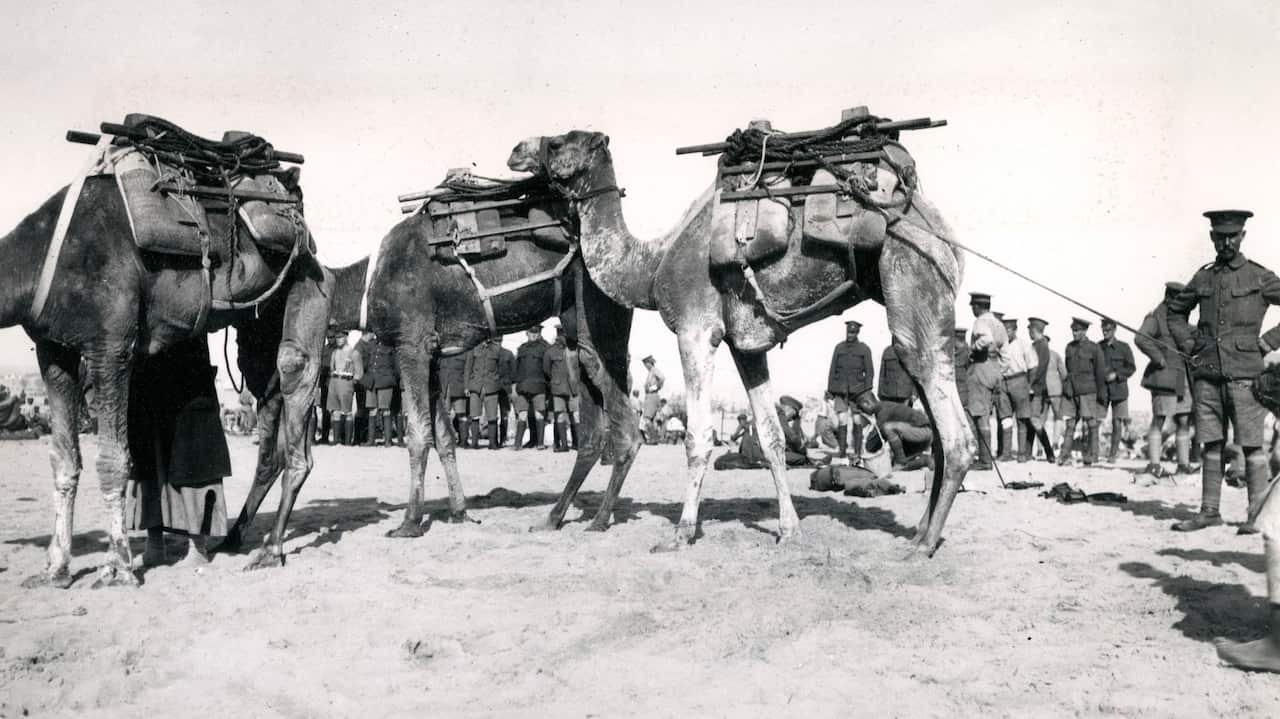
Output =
[
  {"x1": 329, "y1": 180, "x2": 642, "y2": 536},
  {"x1": 507, "y1": 128, "x2": 974, "y2": 555},
  {"x1": 2, "y1": 155, "x2": 328, "y2": 588}
]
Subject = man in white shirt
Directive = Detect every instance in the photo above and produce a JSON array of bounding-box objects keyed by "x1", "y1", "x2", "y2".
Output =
[
  {"x1": 1002, "y1": 317, "x2": 1041, "y2": 462},
  {"x1": 967, "y1": 292, "x2": 1007, "y2": 469}
]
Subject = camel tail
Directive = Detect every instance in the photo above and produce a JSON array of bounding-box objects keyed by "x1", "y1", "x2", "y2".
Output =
[{"x1": 910, "y1": 373, "x2": 947, "y2": 512}]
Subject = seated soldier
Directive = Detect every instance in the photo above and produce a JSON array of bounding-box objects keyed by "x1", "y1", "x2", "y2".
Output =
[
  {"x1": 777, "y1": 395, "x2": 810, "y2": 467},
  {"x1": 0, "y1": 385, "x2": 29, "y2": 432},
  {"x1": 855, "y1": 392, "x2": 933, "y2": 471}
]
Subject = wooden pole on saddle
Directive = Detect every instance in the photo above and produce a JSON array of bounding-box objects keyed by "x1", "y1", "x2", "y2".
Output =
[{"x1": 65, "y1": 124, "x2": 306, "y2": 165}]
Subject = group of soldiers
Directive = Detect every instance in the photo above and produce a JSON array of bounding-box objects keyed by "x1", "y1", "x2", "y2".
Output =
[{"x1": 316, "y1": 322, "x2": 587, "y2": 451}]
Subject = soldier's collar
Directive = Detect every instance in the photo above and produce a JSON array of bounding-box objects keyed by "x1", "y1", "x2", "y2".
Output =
[{"x1": 1216, "y1": 253, "x2": 1248, "y2": 270}]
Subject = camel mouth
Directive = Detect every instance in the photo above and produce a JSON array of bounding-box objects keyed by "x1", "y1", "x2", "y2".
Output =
[{"x1": 506, "y1": 138, "x2": 546, "y2": 175}]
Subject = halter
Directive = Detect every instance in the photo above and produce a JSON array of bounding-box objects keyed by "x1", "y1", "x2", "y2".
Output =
[{"x1": 538, "y1": 136, "x2": 626, "y2": 206}]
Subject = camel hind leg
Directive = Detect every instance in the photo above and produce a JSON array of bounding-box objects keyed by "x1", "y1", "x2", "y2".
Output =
[
  {"x1": 22, "y1": 341, "x2": 84, "y2": 589},
  {"x1": 879, "y1": 228, "x2": 973, "y2": 556}
]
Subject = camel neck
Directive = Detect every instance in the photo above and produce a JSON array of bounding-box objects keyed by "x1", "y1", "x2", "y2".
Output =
[
  {"x1": 573, "y1": 166, "x2": 667, "y2": 311},
  {"x1": 329, "y1": 256, "x2": 370, "y2": 330},
  {"x1": 0, "y1": 189, "x2": 62, "y2": 329}
]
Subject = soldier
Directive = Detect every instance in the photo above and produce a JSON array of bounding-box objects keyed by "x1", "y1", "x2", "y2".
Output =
[
  {"x1": 1042, "y1": 334, "x2": 1069, "y2": 458},
  {"x1": 991, "y1": 311, "x2": 1013, "y2": 460},
  {"x1": 1168, "y1": 209, "x2": 1280, "y2": 534},
  {"x1": 498, "y1": 341, "x2": 516, "y2": 447},
  {"x1": 1001, "y1": 317, "x2": 1040, "y2": 462},
  {"x1": 967, "y1": 293, "x2": 1007, "y2": 469},
  {"x1": 640, "y1": 355, "x2": 665, "y2": 444},
  {"x1": 352, "y1": 331, "x2": 374, "y2": 444},
  {"x1": 315, "y1": 321, "x2": 339, "y2": 444},
  {"x1": 952, "y1": 327, "x2": 971, "y2": 415},
  {"x1": 1027, "y1": 317, "x2": 1055, "y2": 462},
  {"x1": 437, "y1": 351, "x2": 470, "y2": 447},
  {"x1": 365, "y1": 333, "x2": 399, "y2": 446},
  {"x1": 545, "y1": 326, "x2": 580, "y2": 452},
  {"x1": 878, "y1": 341, "x2": 915, "y2": 406},
  {"x1": 465, "y1": 338, "x2": 505, "y2": 450},
  {"x1": 326, "y1": 332, "x2": 364, "y2": 446},
  {"x1": 1061, "y1": 317, "x2": 1106, "y2": 466},
  {"x1": 827, "y1": 319, "x2": 875, "y2": 458},
  {"x1": 1135, "y1": 282, "x2": 1195, "y2": 477},
  {"x1": 1097, "y1": 318, "x2": 1136, "y2": 464},
  {"x1": 514, "y1": 324, "x2": 550, "y2": 450}
]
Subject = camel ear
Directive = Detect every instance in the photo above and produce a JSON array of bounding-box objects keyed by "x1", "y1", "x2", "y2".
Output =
[
  {"x1": 280, "y1": 166, "x2": 302, "y2": 188},
  {"x1": 592, "y1": 133, "x2": 610, "y2": 149}
]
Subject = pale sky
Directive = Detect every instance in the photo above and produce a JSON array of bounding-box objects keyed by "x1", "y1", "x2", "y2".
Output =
[{"x1": 2, "y1": 1, "x2": 1279, "y2": 410}]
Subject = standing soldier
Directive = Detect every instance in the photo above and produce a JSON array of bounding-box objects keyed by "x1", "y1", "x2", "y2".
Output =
[
  {"x1": 352, "y1": 331, "x2": 374, "y2": 445},
  {"x1": 366, "y1": 334, "x2": 399, "y2": 446},
  {"x1": 315, "y1": 321, "x2": 338, "y2": 444},
  {"x1": 545, "y1": 326, "x2": 579, "y2": 452},
  {"x1": 498, "y1": 341, "x2": 516, "y2": 448},
  {"x1": 438, "y1": 352, "x2": 470, "y2": 447},
  {"x1": 1135, "y1": 282, "x2": 1194, "y2": 477},
  {"x1": 967, "y1": 293, "x2": 1007, "y2": 469},
  {"x1": 1098, "y1": 318, "x2": 1136, "y2": 463},
  {"x1": 515, "y1": 325, "x2": 550, "y2": 450},
  {"x1": 1168, "y1": 209, "x2": 1280, "y2": 534},
  {"x1": 952, "y1": 327, "x2": 971, "y2": 413},
  {"x1": 878, "y1": 341, "x2": 916, "y2": 406},
  {"x1": 1061, "y1": 318, "x2": 1107, "y2": 466},
  {"x1": 827, "y1": 319, "x2": 875, "y2": 458},
  {"x1": 1042, "y1": 332, "x2": 1069, "y2": 459},
  {"x1": 327, "y1": 332, "x2": 363, "y2": 446},
  {"x1": 1001, "y1": 317, "x2": 1040, "y2": 462},
  {"x1": 641, "y1": 354, "x2": 665, "y2": 444},
  {"x1": 465, "y1": 338, "x2": 505, "y2": 450},
  {"x1": 1027, "y1": 318, "x2": 1055, "y2": 463}
]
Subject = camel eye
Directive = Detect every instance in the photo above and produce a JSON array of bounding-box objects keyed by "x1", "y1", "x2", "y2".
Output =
[{"x1": 547, "y1": 137, "x2": 566, "y2": 150}]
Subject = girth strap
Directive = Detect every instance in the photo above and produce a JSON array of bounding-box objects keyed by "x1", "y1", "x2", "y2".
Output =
[{"x1": 456, "y1": 246, "x2": 579, "y2": 337}]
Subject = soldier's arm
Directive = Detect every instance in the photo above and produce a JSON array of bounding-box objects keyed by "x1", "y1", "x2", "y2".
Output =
[
  {"x1": 828, "y1": 346, "x2": 841, "y2": 386},
  {"x1": 542, "y1": 349, "x2": 552, "y2": 377},
  {"x1": 1093, "y1": 346, "x2": 1107, "y2": 393},
  {"x1": 1133, "y1": 314, "x2": 1165, "y2": 367},
  {"x1": 1031, "y1": 341, "x2": 1049, "y2": 390},
  {"x1": 1165, "y1": 277, "x2": 1201, "y2": 351},
  {"x1": 1261, "y1": 324, "x2": 1280, "y2": 353},
  {"x1": 1119, "y1": 342, "x2": 1136, "y2": 381},
  {"x1": 863, "y1": 345, "x2": 875, "y2": 388},
  {"x1": 353, "y1": 351, "x2": 365, "y2": 383}
]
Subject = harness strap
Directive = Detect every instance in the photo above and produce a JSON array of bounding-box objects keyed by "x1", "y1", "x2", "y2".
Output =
[
  {"x1": 209, "y1": 223, "x2": 307, "y2": 311},
  {"x1": 31, "y1": 135, "x2": 114, "y2": 322},
  {"x1": 358, "y1": 240, "x2": 380, "y2": 330},
  {"x1": 456, "y1": 245, "x2": 580, "y2": 338}
]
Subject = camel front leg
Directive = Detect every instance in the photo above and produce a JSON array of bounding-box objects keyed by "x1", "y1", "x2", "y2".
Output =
[
  {"x1": 22, "y1": 341, "x2": 84, "y2": 589},
  {"x1": 585, "y1": 347, "x2": 643, "y2": 532},
  {"x1": 87, "y1": 351, "x2": 138, "y2": 588},
  {"x1": 652, "y1": 329, "x2": 721, "y2": 552}
]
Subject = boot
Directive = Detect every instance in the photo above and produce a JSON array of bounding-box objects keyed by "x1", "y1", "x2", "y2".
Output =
[
  {"x1": 486, "y1": 423, "x2": 499, "y2": 450},
  {"x1": 364, "y1": 414, "x2": 378, "y2": 446},
  {"x1": 470, "y1": 419, "x2": 481, "y2": 448},
  {"x1": 534, "y1": 417, "x2": 547, "y2": 450},
  {"x1": 525, "y1": 416, "x2": 540, "y2": 448},
  {"x1": 1108, "y1": 418, "x2": 1123, "y2": 463},
  {"x1": 342, "y1": 416, "x2": 354, "y2": 446},
  {"x1": 553, "y1": 419, "x2": 569, "y2": 452},
  {"x1": 1215, "y1": 539, "x2": 1280, "y2": 672},
  {"x1": 1174, "y1": 445, "x2": 1224, "y2": 531},
  {"x1": 886, "y1": 431, "x2": 907, "y2": 468},
  {"x1": 398, "y1": 415, "x2": 407, "y2": 446},
  {"x1": 972, "y1": 418, "x2": 993, "y2": 470},
  {"x1": 835, "y1": 425, "x2": 848, "y2": 458},
  {"x1": 851, "y1": 424, "x2": 863, "y2": 460},
  {"x1": 1036, "y1": 428, "x2": 1056, "y2": 463},
  {"x1": 1083, "y1": 422, "x2": 1100, "y2": 466},
  {"x1": 1016, "y1": 422, "x2": 1030, "y2": 463},
  {"x1": 385, "y1": 412, "x2": 398, "y2": 447},
  {"x1": 455, "y1": 417, "x2": 468, "y2": 448},
  {"x1": 1174, "y1": 422, "x2": 1191, "y2": 473},
  {"x1": 996, "y1": 421, "x2": 1007, "y2": 458},
  {"x1": 569, "y1": 419, "x2": 580, "y2": 450},
  {"x1": 500, "y1": 417, "x2": 509, "y2": 447},
  {"x1": 998, "y1": 426, "x2": 1014, "y2": 462},
  {"x1": 1239, "y1": 452, "x2": 1270, "y2": 535},
  {"x1": 319, "y1": 410, "x2": 332, "y2": 445},
  {"x1": 514, "y1": 420, "x2": 527, "y2": 451}
]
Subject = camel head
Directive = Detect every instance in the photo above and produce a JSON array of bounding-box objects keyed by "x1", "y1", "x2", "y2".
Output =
[{"x1": 507, "y1": 131, "x2": 611, "y2": 186}]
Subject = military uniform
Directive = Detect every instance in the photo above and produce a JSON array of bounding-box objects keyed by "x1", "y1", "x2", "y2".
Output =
[
  {"x1": 1062, "y1": 319, "x2": 1107, "y2": 465},
  {"x1": 497, "y1": 345, "x2": 515, "y2": 447},
  {"x1": 1098, "y1": 327, "x2": 1136, "y2": 462},
  {"x1": 952, "y1": 328, "x2": 971, "y2": 410},
  {"x1": 438, "y1": 352, "x2": 470, "y2": 445},
  {"x1": 545, "y1": 335, "x2": 579, "y2": 451},
  {"x1": 364, "y1": 339, "x2": 399, "y2": 445},
  {"x1": 515, "y1": 332, "x2": 550, "y2": 449},
  {"x1": 878, "y1": 344, "x2": 915, "y2": 405},
  {"x1": 1027, "y1": 317, "x2": 1055, "y2": 463},
  {"x1": 828, "y1": 320, "x2": 874, "y2": 458},
  {"x1": 465, "y1": 339, "x2": 505, "y2": 449},
  {"x1": 1167, "y1": 210, "x2": 1280, "y2": 532},
  {"x1": 326, "y1": 340, "x2": 364, "y2": 445},
  {"x1": 1136, "y1": 284, "x2": 1194, "y2": 474}
]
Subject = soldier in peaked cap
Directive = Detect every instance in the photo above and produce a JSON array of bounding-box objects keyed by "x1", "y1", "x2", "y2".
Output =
[
  {"x1": 1061, "y1": 317, "x2": 1107, "y2": 466},
  {"x1": 1001, "y1": 316, "x2": 1040, "y2": 462},
  {"x1": 828, "y1": 319, "x2": 874, "y2": 458},
  {"x1": 966, "y1": 293, "x2": 1007, "y2": 470},
  {"x1": 1098, "y1": 317, "x2": 1136, "y2": 464},
  {"x1": 1027, "y1": 317, "x2": 1055, "y2": 462},
  {"x1": 1168, "y1": 209, "x2": 1280, "y2": 536},
  {"x1": 1135, "y1": 282, "x2": 1195, "y2": 478}
]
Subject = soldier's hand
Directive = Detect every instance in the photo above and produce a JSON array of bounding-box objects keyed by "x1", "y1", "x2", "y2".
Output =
[{"x1": 1260, "y1": 337, "x2": 1273, "y2": 354}]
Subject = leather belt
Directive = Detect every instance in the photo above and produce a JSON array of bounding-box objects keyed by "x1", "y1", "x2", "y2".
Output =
[{"x1": 333, "y1": 372, "x2": 355, "y2": 380}]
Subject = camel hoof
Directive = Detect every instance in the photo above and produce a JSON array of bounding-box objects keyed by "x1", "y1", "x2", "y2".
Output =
[
  {"x1": 528, "y1": 519, "x2": 561, "y2": 533},
  {"x1": 584, "y1": 518, "x2": 611, "y2": 533},
  {"x1": 386, "y1": 521, "x2": 427, "y2": 539},
  {"x1": 777, "y1": 528, "x2": 803, "y2": 545},
  {"x1": 446, "y1": 511, "x2": 480, "y2": 525},
  {"x1": 1216, "y1": 638, "x2": 1280, "y2": 673},
  {"x1": 21, "y1": 570, "x2": 73, "y2": 589},
  {"x1": 90, "y1": 565, "x2": 139, "y2": 589},
  {"x1": 243, "y1": 549, "x2": 285, "y2": 571}
]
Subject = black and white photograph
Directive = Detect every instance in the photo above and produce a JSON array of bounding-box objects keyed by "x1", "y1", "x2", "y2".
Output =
[{"x1": 1, "y1": 2, "x2": 1279, "y2": 716}]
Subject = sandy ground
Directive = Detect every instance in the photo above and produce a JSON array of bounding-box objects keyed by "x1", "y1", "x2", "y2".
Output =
[{"x1": 1, "y1": 436, "x2": 1279, "y2": 718}]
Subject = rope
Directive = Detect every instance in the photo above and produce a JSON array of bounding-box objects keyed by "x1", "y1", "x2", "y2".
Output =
[
  {"x1": 118, "y1": 116, "x2": 281, "y2": 183},
  {"x1": 223, "y1": 328, "x2": 244, "y2": 394}
]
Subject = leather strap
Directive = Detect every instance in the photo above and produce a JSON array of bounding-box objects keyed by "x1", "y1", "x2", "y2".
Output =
[
  {"x1": 359, "y1": 238, "x2": 381, "y2": 330},
  {"x1": 31, "y1": 136, "x2": 114, "y2": 321},
  {"x1": 456, "y1": 245, "x2": 579, "y2": 338}
]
